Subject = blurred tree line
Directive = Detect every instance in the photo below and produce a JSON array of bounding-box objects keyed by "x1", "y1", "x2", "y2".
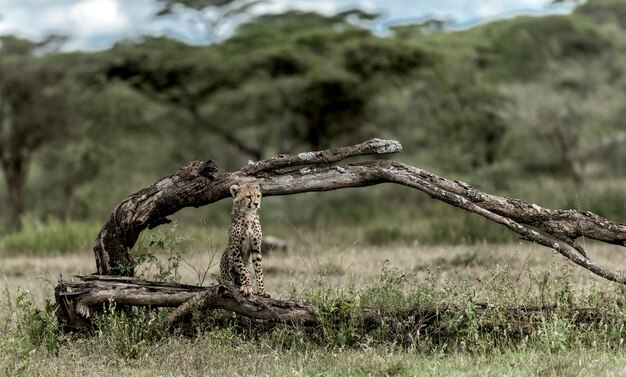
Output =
[{"x1": 1, "y1": 0, "x2": 625, "y2": 235}]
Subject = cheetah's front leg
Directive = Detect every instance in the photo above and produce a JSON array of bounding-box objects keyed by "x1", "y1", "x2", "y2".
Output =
[
  {"x1": 251, "y1": 250, "x2": 270, "y2": 298},
  {"x1": 231, "y1": 247, "x2": 254, "y2": 296},
  {"x1": 250, "y1": 225, "x2": 270, "y2": 297}
]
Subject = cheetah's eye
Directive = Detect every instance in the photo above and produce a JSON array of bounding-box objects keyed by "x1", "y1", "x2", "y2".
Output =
[{"x1": 246, "y1": 195, "x2": 252, "y2": 199}]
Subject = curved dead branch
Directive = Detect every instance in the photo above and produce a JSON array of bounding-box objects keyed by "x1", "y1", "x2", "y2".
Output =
[
  {"x1": 92, "y1": 138, "x2": 626, "y2": 285},
  {"x1": 55, "y1": 274, "x2": 319, "y2": 331}
]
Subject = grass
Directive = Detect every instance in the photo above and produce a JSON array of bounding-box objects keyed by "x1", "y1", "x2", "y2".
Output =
[
  {"x1": 0, "y1": 219, "x2": 101, "y2": 256},
  {"x1": 2, "y1": 178, "x2": 624, "y2": 257},
  {"x1": 3, "y1": 232, "x2": 626, "y2": 375},
  {"x1": 3, "y1": 339, "x2": 626, "y2": 376}
]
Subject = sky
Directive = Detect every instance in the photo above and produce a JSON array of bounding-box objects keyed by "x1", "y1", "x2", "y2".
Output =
[{"x1": 0, "y1": 0, "x2": 577, "y2": 51}]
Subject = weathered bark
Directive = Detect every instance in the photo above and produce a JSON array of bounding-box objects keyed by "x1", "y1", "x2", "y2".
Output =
[
  {"x1": 55, "y1": 274, "x2": 319, "y2": 331},
  {"x1": 55, "y1": 274, "x2": 612, "y2": 334},
  {"x1": 93, "y1": 160, "x2": 222, "y2": 275},
  {"x1": 92, "y1": 138, "x2": 626, "y2": 286}
]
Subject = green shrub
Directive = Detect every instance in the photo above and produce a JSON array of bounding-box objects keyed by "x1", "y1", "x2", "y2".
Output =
[
  {"x1": 13, "y1": 291, "x2": 61, "y2": 355},
  {"x1": 92, "y1": 303, "x2": 167, "y2": 360},
  {"x1": 133, "y1": 223, "x2": 188, "y2": 282},
  {"x1": 0, "y1": 290, "x2": 62, "y2": 375}
]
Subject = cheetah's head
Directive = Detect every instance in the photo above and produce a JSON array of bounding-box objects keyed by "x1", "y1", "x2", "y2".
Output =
[{"x1": 230, "y1": 184, "x2": 262, "y2": 211}]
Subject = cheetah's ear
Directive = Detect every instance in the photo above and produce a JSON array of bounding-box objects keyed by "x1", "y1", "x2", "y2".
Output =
[
  {"x1": 252, "y1": 184, "x2": 260, "y2": 191},
  {"x1": 229, "y1": 184, "x2": 240, "y2": 197}
]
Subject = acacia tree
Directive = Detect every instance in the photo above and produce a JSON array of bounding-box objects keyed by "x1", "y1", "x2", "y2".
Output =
[
  {"x1": 0, "y1": 37, "x2": 72, "y2": 231},
  {"x1": 103, "y1": 10, "x2": 428, "y2": 159}
]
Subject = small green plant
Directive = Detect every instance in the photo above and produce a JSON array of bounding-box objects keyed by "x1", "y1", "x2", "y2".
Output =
[
  {"x1": 360, "y1": 262, "x2": 412, "y2": 315},
  {"x1": 302, "y1": 279, "x2": 360, "y2": 347},
  {"x1": 0, "y1": 290, "x2": 61, "y2": 376},
  {"x1": 14, "y1": 290, "x2": 61, "y2": 355},
  {"x1": 554, "y1": 266, "x2": 575, "y2": 308},
  {"x1": 534, "y1": 314, "x2": 574, "y2": 353},
  {"x1": 92, "y1": 302, "x2": 166, "y2": 360},
  {"x1": 359, "y1": 262, "x2": 442, "y2": 348},
  {"x1": 134, "y1": 223, "x2": 188, "y2": 283},
  {"x1": 380, "y1": 359, "x2": 408, "y2": 377}
]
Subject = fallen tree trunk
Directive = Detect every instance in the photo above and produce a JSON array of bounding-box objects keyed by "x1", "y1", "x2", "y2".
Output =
[
  {"x1": 55, "y1": 274, "x2": 320, "y2": 331},
  {"x1": 90, "y1": 138, "x2": 626, "y2": 285},
  {"x1": 55, "y1": 275, "x2": 614, "y2": 336}
]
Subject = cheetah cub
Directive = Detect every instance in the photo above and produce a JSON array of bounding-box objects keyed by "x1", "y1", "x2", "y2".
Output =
[{"x1": 219, "y1": 183, "x2": 270, "y2": 297}]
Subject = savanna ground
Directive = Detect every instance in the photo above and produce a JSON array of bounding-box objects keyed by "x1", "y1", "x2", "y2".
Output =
[
  {"x1": 3, "y1": 1, "x2": 626, "y2": 375},
  {"x1": 3, "y1": 220, "x2": 626, "y2": 377}
]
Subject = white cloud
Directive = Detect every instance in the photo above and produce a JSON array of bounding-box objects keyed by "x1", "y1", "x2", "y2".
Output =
[
  {"x1": 0, "y1": 0, "x2": 159, "y2": 49},
  {"x1": 0, "y1": 0, "x2": 54, "y2": 6},
  {"x1": 0, "y1": 0, "x2": 578, "y2": 51},
  {"x1": 471, "y1": 0, "x2": 557, "y2": 18},
  {"x1": 251, "y1": 0, "x2": 380, "y2": 17},
  {"x1": 252, "y1": 0, "x2": 339, "y2": 15},
  {"x1": 69, "y1": 0, "x2": 129, "y2": 37},
  {"x1": 474, "y1": 3, "x2": 512, "y2": 18}
]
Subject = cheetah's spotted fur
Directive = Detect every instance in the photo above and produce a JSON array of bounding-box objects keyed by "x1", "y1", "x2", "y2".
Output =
[{"x1": 219, "y1": 183, "x2": 270, "y2": 297}]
